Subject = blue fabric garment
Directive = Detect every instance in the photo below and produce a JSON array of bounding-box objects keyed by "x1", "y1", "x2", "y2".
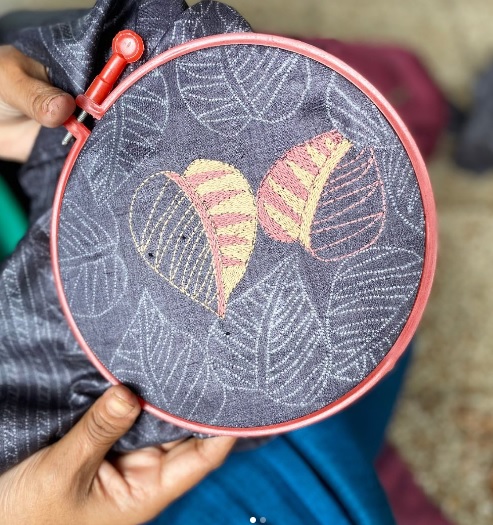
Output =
[{"x1": 147, "y1": 348, "x2": 410, "y2": 525}]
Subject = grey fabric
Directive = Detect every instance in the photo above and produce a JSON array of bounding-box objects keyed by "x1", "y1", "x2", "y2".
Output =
[
  {"x1": 0, "y1": 0, "x2": 264, "y2": 475},
  {"x1": 0, "y1": 210, "x2": 192, "y2": 475},
  {"x1": 0, "y1": 10, "x2": 88, "y2": 45},
  {"x1": 58, "y1": 11, "x2": 425, "y2": 427},
  {"x1": 0, "y1": 0, "x2": 426, "y2": 474},
  {"x1": 455, "y1": 63, "x2": 493, "y2": 172}
]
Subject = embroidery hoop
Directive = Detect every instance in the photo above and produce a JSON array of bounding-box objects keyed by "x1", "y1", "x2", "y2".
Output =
[{"x1": 51, "y1": 33, "x2": 437, "y2": 437}]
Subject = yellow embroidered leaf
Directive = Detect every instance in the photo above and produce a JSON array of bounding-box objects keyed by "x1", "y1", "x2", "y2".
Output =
[{"x1": 130, "y1": 160, "x2": 257, "y2": 317}]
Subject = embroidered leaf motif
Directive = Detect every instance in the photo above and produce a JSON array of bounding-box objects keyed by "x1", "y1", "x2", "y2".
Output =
[
  {"x1": 130, "y1": 160, "x2": 257, "y2": 317},
  {"x1": 81, "y1": 67, "x2": 169, "y2": 204},
  {"x1": 207, "y1": 257, "x2": 329, "y2": 407},
  {"x1": 311, "y1": 145, "x2": 386, "y2": 260},
  {"x1": 175, "y1": 10, "x2": 311, "y2": 137},
  {"x1": 110, "y1": 290, "x2": 226, "y2": 421},
  {"x1": 325, "y1": 73, "x2": 394, "y2": 147},
  {"x1": 58, "y1": 199, "x2": 128, "y2": 318},
  {"x1": 258, "y1": 131, "x2": 386, "y2": 261},
  {"x1": 326, "y1": 246, "x2": 422, "y2": 383},
  {"x1": 381, "y1": 147, "x2": 425, "y2": 235}
]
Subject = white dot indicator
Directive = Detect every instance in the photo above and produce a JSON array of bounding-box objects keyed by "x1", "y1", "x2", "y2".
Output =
[
  {"x1": 260, "y1": 519, "x2": 267, "y2": 524},
  {"x1": 250, "y1": 518, "x2": 256, "y2": 524}
]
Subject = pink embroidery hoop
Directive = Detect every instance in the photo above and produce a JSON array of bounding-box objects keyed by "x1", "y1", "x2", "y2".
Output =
[{"x1": 51, "y1": 33, "x2": 437, "y2": 437}]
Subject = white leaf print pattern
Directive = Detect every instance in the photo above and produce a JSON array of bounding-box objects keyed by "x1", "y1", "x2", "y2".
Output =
[
  {"x1": 326, "y1": 245, "x2": 423, "y2": 383},
  {"x1": 110, "y1": 290, "x2": 226, "y2": 422},
  {"x1": 58, "y1": 199, "x2": 128, "y2": 318},
  {"x1": 0, "y1": 212, "x2": 190, "y2": 474},
  {"x1": 175, "y1": 2, "x2": 311, "y2": 137},
  {"x1": 380, "y1": 147, "x2": 425, "y2": 235},
  {"x1": 37, "y1": 3, "x2": 106, "y2": 92},
  {"x1": 171, "y1": 1, "x2": 251, "y2": 46},
  {"x1": 132, "y1": 0, "x2": 188, "y2": 58},
  {"x1": 81, "y1": 67, "x2": 169, "y2": 204},
  {"x1": 325, "y1": 72, "x2": 395, "y2": 147},
  {"x1": 207, "y1": 256, "x2": 330, "y2": 407},
  {"x1": 0, "y1": 223, "x2": 77, "y2": 473}
]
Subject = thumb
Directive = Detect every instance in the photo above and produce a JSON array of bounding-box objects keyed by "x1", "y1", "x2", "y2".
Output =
[
  {"x1": 14, "y1": 75, "x2": 76, "y2": 128},
  {"x1": 52, "y1": 385, "x2": 141, "y2": 479},
  {"x1": 0, "y1": 45, "x2": 75, "y2": 127}
]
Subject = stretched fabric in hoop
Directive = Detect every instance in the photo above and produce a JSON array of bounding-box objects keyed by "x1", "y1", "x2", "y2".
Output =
[
  {"x1": 0, "y1": 0, "x2": 437, "y2": 475},
  {"x1": 54, "y1": 32, "x2": 432, "y2": 431}
]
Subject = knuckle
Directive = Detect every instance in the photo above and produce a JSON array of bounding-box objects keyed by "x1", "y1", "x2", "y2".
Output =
[
  {"x1": 85, "y1": 408, "x2": 121, "y2": 446},
  {"x1": 195, "y1": 439, "x2": 224, "y2": 471}
]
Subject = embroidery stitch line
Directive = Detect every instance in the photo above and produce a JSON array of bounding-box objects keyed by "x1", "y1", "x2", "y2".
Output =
[{"x1": 129, "y1": 160, "x2": 257, "y2": 317}]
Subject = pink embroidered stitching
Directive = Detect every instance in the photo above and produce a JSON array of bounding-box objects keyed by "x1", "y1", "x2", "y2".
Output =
[{"x1": 257, "y1": 131, "x2": 387, "y2": 262}]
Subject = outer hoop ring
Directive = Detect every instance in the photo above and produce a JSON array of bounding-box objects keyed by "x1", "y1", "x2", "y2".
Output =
[{"x1": 51, "y1": 33, "x2": 437, "y2": 437}]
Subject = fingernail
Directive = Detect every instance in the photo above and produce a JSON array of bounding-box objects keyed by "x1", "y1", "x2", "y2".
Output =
[
  {"x1": 107, "y1": 391, "x2": 135, "y2": 418},
  {"x1": 48, "y1": 96, "x2": 61, "y2": 117}
]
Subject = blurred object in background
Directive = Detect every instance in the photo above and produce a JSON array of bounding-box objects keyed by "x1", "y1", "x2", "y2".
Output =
[
  {"x1": 0, "y1": 163, "x2": 28, "y2": 261},
  {"x1": 0, "y1": 0, "x2": 92, "y2": 17},
  {"x1": 376, "y1": 443, "x2": 451, "y2": 525},
  {"x1": 454, "y1": 63, "x2": 493, "y2": 172}
]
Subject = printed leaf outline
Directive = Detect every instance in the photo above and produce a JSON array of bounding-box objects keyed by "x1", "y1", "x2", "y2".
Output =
[
  {"x1": 258, "y1": 131, "x2": 386, "y2": 261},
  {"x1": 175, "y1": 4, "x2": 311, "y2": 138},
  {"x1": 34, "y1": 3, "x2": 106, "y2": 93},
  {"x1": 325, "y1": 72, "x2": 395, "y2": 148},
  {"x1": 58, "y1": 198, "x2": 117, "y2": 263},
  {"x1": 380, "y1": 147, "x2": 425, "y2": 235},
  {"x1": 326, "y1": 245, "x2": 423, "y2": 383},
  {"x1": 130, "y1": 0, "x2": 189, "y2": 59},
  {"x1": 171, "y1": 1, "x2": 251, "y2": 46},
  {"x1": 129, "y1": 160, "x2": 257, "y2": 317},
  {"x1": 110, "y1": 290, "x2": 226, "y2": 422},
  {"x1": 80, "y1": 67, "x2": 170, "y2": 205},
  {"x1": 207, "y1": 256, "x2": 330, "y2": 407},
  {"x1": 58, "y1": 199, "x2": 128, "y2": 318},
  {"x1": 0, "y1": 222, "x2": 80, "y2": 472}
]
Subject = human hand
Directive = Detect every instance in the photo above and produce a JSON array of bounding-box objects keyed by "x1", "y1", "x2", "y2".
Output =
[
  {"x1": 0, "y1": 385, "x2": 236, "y2": 525},
  {"x1": 0, "y1": 45, "x2": 76, "y2": 162}
]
